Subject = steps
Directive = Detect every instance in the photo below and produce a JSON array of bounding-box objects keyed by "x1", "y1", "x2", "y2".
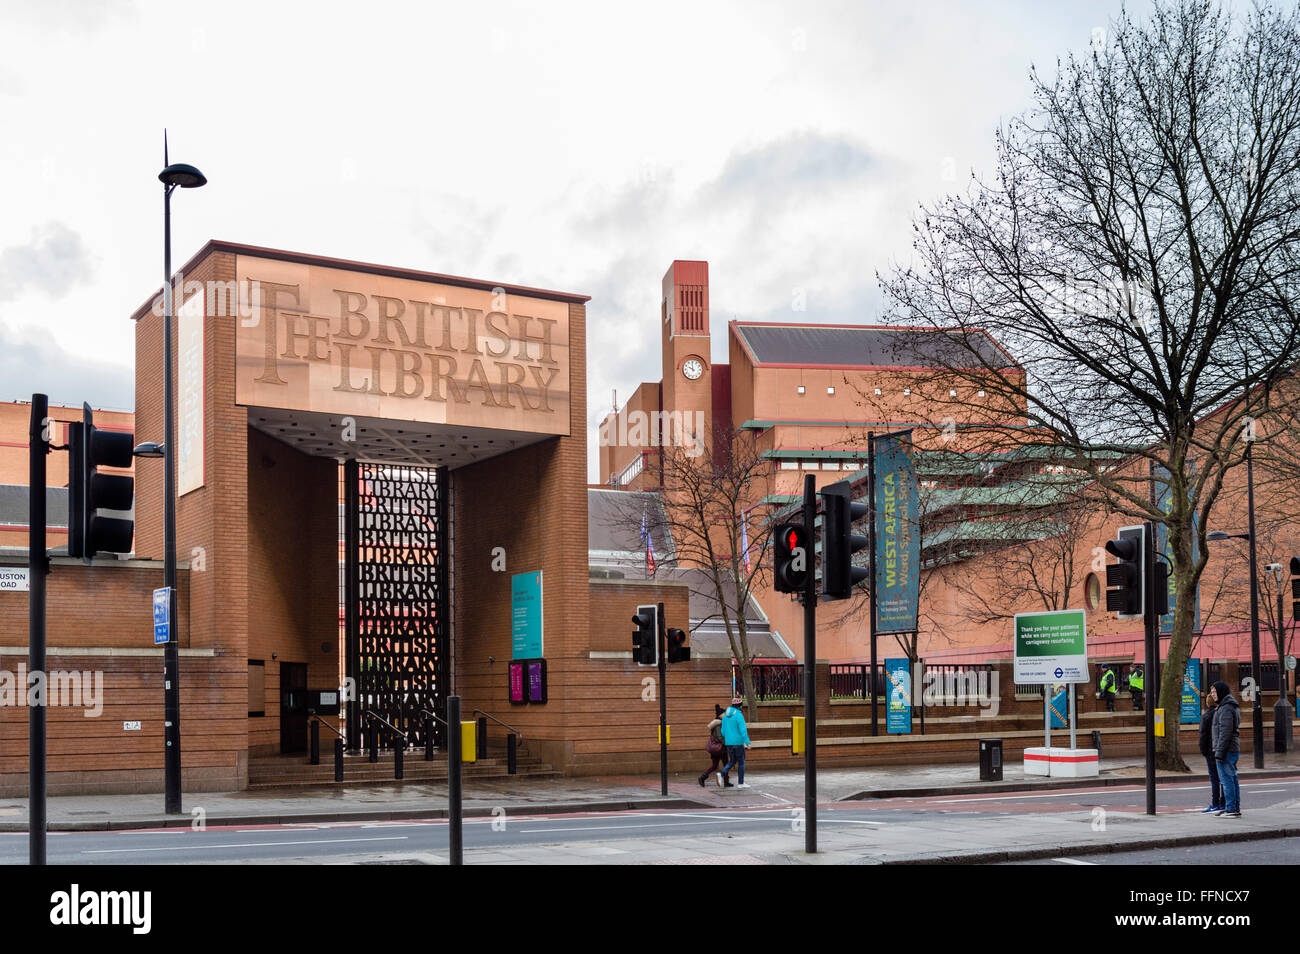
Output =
[{"x1": 248, "y1": 746, "x2": 559, "y2": 790}]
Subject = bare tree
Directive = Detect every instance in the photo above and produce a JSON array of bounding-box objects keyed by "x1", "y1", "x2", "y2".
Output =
[
  {"x1": 605, "y1": 424, "x2": 777, "y2": 712},
  {"x1": 878, "y1": 0, "x2": 1300, "y2": 769}
]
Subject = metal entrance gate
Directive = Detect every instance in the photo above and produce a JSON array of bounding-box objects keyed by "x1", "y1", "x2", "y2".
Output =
[{"x1": 343, "y1": 460, "x2": 450, "y2": 752}]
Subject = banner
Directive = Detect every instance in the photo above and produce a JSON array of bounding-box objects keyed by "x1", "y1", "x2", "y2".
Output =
[
  {"x1": 511, "y1": 571, "x2": 543, "y2": 658},
  {"x1": 874, "y1": 432, "x2": 920, "y2": 634},
  {"x1": 1181, "y1": 657, "x2": 1202, "y2": 724},
  {"x1": 1048, "y1": 684, "x2": 1069, "y2": 728},
  {"x1": 885, "y1": 658, "x2": 912, "y2": 734},
  {"x1": 1154, "y1": 464, "x2": 1200, "y2": 635}
]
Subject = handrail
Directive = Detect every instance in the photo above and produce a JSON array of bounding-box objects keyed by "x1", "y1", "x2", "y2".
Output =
[
  {"x1": 417, "y1": 707, "x2": 448, "y2": 728},
  {"x1": 363, "y1": 710, "x2": 408, "y2": 741},
  {"x1": 310, "y1": 715, "x2": 344, "y2": 739},
  {"x1": 472, "y1": 708, "x2": 524, "y2": 744}
]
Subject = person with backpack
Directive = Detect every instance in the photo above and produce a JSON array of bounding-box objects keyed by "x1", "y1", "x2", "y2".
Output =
[
  {"x1": 698, "y1": 704, "x2": 728, "y2": 787},
  {"x1": 719, "y1": 697, "x2": 752, "y2": 789},
  {"x1": 1197, "y1": 689, "x2": 1224, "y2": 814}
]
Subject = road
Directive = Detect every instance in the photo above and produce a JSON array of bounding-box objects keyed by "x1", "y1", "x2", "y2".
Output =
[{"x1": 3, "y1": 775, "x2": 1297, "y2": 864}]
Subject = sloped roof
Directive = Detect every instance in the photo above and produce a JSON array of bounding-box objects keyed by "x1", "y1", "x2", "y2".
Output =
[
  {"x1": 0, "y1": 485, "x2": 69, "y2": 528},
  {"x1": 732, "y1": 323, "x2": 1014, "y2": 369}
]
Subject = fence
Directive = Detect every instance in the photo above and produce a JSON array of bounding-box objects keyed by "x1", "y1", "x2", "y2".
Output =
[{"x1": 734, "y1": 663, "x2": 803, "y2": 701}]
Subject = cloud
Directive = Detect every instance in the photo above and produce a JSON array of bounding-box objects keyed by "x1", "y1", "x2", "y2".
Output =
[
  {"x1": 0, "y1": 223, "x2": 96, "y2": 303},
  {"x1": 0, "y1": 0, "x2": 137, "y2": 34},
  {"x1": 702, "y1": 130, "x2": 876, "y2": 206},
  {"x1": 0, "y1": 323, "x2": 132, "y2": 410}
]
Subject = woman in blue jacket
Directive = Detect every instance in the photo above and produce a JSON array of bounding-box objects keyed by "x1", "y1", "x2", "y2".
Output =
[{"x1": 719, "y1": 697, "x2": 752, "y2": 789}]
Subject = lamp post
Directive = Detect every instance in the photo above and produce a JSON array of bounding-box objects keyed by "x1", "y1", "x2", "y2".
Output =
[
  {"x1": 1265, "y1": 563, "x2": 1292, "y2": 752},
  {"x1": 1207, "y1": 473, "x2": 1266, "y2": 768},
  {"x1": 158, "y1": 143, "x2": 206, "y2": 814}
]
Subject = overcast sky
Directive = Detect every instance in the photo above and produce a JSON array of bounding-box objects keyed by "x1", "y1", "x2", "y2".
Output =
[{"x1": 0, "y1": 0, "x2": 1139, "y2": 480}]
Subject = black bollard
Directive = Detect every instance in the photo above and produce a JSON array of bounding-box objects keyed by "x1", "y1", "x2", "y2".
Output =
[
  {"x1": 425, "y1": 718, "x2": 434, "y2": 761},
  {"x1": 477, "y1": 716, "x2": 488, "y2": 760},
  {"x1": 334, "y1": 737, "x2": 344, "y2": 782},
  {"x1": 507, "y1": 733, "x2": 517, "y2": 775},
  {"x1": 310, "y1": 719, "x2": 320, "y2": 765}
]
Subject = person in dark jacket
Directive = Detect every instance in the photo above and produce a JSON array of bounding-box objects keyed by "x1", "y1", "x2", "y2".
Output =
[
  {"x1": 1197, "y1": 691, "x2": 1224, "y2": 813},
  {"x1": 698, "y1": 704, "x2": 728, "y2": 787},
  {"x1": 1209, "y1": 681, "x2": 1242, "y2": 817}
]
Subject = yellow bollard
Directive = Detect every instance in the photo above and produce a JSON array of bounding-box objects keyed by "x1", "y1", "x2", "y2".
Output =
[
  {"x1": 1154, "y1": 708, "x2": 1165, "y2": 738},
  {"x1": 792, "y1": 716, "x2": 805, "y2": 755},
  {"x1": 461, "y1": 720, "x2": 477, "y2": 762}
]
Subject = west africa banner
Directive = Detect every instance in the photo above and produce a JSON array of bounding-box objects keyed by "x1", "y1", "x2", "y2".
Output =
[
  {"x1": 885, "y1": 658, "x2": 912, "y2": 734},
  {"x1": 874, "y1": 432, "x2": 920, "y2": 635}
]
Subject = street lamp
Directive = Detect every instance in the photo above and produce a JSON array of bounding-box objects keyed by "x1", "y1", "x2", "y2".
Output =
[
  {"x1": 1265, "y1": 563, "x2": 1292, "y2": 752},
  {"x1": 1205, "y1": 433, "x2": 1266, "y2": 769},
  {"x1": 158, "y1": 140, "x2": 206, "y2": 814}
]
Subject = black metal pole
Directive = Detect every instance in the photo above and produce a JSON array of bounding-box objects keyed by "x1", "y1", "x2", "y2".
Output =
[
  {"x1": 162, "y1": 180, "x2": 182, "y2": 815},
  {"x1": 334, "y1": 737, "x2": 344, "y2": 782},
  {"x1": 344, "y1": 458, "x2": 360, "y2": 752},
  {"x1": 1246, "y1": 441, "x2": 1265, "y2": 768},
  {"x1": 1277, "y1": 583, "x2": 1291, "y2": 752},
  {"x1": 310, "y1": 719, "x2": 320, "y2": 765},
  {"x1": 802, "y1": 473, "x2": 817, "y2": 853},
  {"x1": 1144, "y1": 520, "x2": 1157, "y2": 816},
  {"x1": 658, "y1": 600, "x2": 667, "y2": 797},
  {"x1": 447, "y1": 695, "x2": 463, "y2": 865},
  {"x1": 28, "y1": 395, "x2": 48, "y2": 866},
  {"x1": 507, "y1": 733, "x2": 517, "y2": 775},
  {"x1": 868, "y1": 433, "x2": 879, "y2": 737}
]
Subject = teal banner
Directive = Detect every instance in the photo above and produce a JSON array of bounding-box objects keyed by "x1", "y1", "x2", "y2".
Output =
[
  {"x1": 1048, "y1": 685, "x2": 1069, "y2": 728},
  {"x1": 1181, "y1": 657, "x2": 1202, "y2": 724},
  {"x1": 511, "y1": 571, "x2": 544, "y2": 659},
  {"x1": 874, "y1": 432, "x2": 920, "y2": 635},
  {"x1": 885, "y1": 658, "x2": 912, "y2": 734},
  {"x1": 1155, "y1": 465, "x2": 1200, "y2": 635}
]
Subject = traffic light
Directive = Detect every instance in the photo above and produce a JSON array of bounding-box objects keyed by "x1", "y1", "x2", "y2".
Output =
[
  {"x1": 773, "y1": 522, "x2": 811, "y2": 593},
  {"x1": 1151, "y1": 560, "x2": 1169, "y2": 617},
  {"x1": 1290, "y1": 557, "x2": 1300, "y2": 621},
  {"x1": 1104, "y1": 524, "x2": 1145, "y2": 619},
  {"x1": 67, "y1": 403, "x2": 135, "y2": 561},
  {"x1": 632, "y1": 604, "x2": 658, "y2": 666},
  {"x1": 820, "y1": 480, "x2": 869, "y2": 602},
  {"x1": 666, "y1": 627, "x2": 690, "y2": 663}
]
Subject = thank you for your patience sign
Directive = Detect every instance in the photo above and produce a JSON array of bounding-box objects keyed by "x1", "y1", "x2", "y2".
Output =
[{"x1": 1013, "y1": 609, "x2": 1088, "y2": 683}]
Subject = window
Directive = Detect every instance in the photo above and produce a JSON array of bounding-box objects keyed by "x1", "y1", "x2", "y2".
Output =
[
  {"x1": 249, "y1": 660, "x2": 266, "y2": 717},
  {"x1": 823, "y1": 461, "x2": 840, "y2": 470},
  {"x1": 873, "y1": 388, "x2": 882, "y2": 396},
  {"x1": 903, "y1": 388, "x2": 911, "y2": 396},
  {"x1": 797, "y1": 385, "x2": 806, "y2": 395},
  {"x1": 949, "y1": 389, "x2": 958, "y2": 397},
  {"x1": 801, "y1": 460, "x2": 818, "y2": 470},
  {"x1": 780, "y1": 461, "x2": 799, "y2": 470},
  {"x1": 977, "y1": 390, "x2": 986, "y2": 397},
  {"x1": 827, "y1": 386, "x2": 835, "y2": 395}
]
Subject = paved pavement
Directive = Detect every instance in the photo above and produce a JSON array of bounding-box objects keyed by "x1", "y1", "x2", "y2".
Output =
[{"x1": 4, "y1": 752, "x2": 1299, "y2": 864}]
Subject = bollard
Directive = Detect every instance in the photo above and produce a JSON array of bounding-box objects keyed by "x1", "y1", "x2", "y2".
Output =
[
  {"x1": 334, "y1": 737, "x2": 344, "y2": 782},
  {"x1": 1091, "y1": 729, "x2": 1102, "y2": 757},
  {"x1": 394, "y1": 738, "x2": 404, "y2": 780},
  {"x1": 477, "y1": 716, "x2": 488, "y2": 760},
  {"x1": 310, "y1": 719, "x2": 320, "y2": 765},
  {"x1": 507, "y1": 733, "x2": 517, "y2": 775},
  {"x1": 425, "y1": 718, "x2": 435, "y2": 761},
  {"x1": 368, "y1": 724, "x2": 378, "y2": 763}
]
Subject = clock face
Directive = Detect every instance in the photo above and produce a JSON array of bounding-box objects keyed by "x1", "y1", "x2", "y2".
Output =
[{"x1": 683, "y1": 358, "x2": 704, "y2": 380}]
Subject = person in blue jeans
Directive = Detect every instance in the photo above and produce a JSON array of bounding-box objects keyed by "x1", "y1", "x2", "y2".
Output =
[
  {"x1": 719, "y1": 697, "x2": 751, "y2": 789},
  {"x1": 1197, "y1": 691, "x2": 1223, "y2": 813},
  {"x1": 1209, "y1": 681, "x2": 1241, "y2": 817}
]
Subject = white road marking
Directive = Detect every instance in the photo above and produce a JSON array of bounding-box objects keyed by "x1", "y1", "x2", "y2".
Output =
[
  {"x1": 1053, "y1": 857, "x2": 1097, "y2": 865},
  {"x1": 84, "y1": 836, "x2": 408, "y2": 854}
]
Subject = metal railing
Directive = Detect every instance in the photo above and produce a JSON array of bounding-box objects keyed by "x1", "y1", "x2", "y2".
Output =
[
  {"x1": 829, "y1": 664, "x2": 881, "y2": 700},
  {"x1": 472, "y1": 709, "x2": 522, "y2": 774},
  {"x1": 734, "y1": 663, "x2": 804, "y2": 701},
  {"x1": 417, "y1": 707, "x2": 448, "y2": 761},
  {"x1": 363, "y1": 710, "x2": 408, "y2": 780},
  {"x1": 309, "y1": 716, "x2": 345, "y2": 781}
]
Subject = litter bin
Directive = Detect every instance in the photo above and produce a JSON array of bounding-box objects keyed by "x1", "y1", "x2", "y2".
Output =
[{"x1": 979, "y1": 738, "x2": 1003, "y2": 781}]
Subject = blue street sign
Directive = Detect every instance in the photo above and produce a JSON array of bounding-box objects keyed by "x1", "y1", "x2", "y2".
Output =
[{"x1": 153, "y1": 587, "x2": 172, "y2": 645}]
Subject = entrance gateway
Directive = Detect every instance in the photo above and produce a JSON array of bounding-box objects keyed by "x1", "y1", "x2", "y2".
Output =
[{"x1": 226, "y1": 248, "x2": 572, "y2": 755}]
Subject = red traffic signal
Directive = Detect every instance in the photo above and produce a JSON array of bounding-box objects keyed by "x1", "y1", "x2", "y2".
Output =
[
  {"x1": 773, "y1": 522, "x2": 810, "y2": 593},
  {"x1": 666, "y1": 627, "x2": 690, "y2": 663}
]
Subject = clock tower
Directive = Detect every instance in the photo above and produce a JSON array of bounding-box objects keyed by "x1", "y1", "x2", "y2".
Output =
[{"x1": 660, "y1": 260, "x2": 712, "y2": 452}]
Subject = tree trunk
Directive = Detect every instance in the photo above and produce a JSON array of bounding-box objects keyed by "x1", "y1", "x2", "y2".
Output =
[{"x1": 1155, "y1": 521, "x2": 1195, "y2": 772}]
